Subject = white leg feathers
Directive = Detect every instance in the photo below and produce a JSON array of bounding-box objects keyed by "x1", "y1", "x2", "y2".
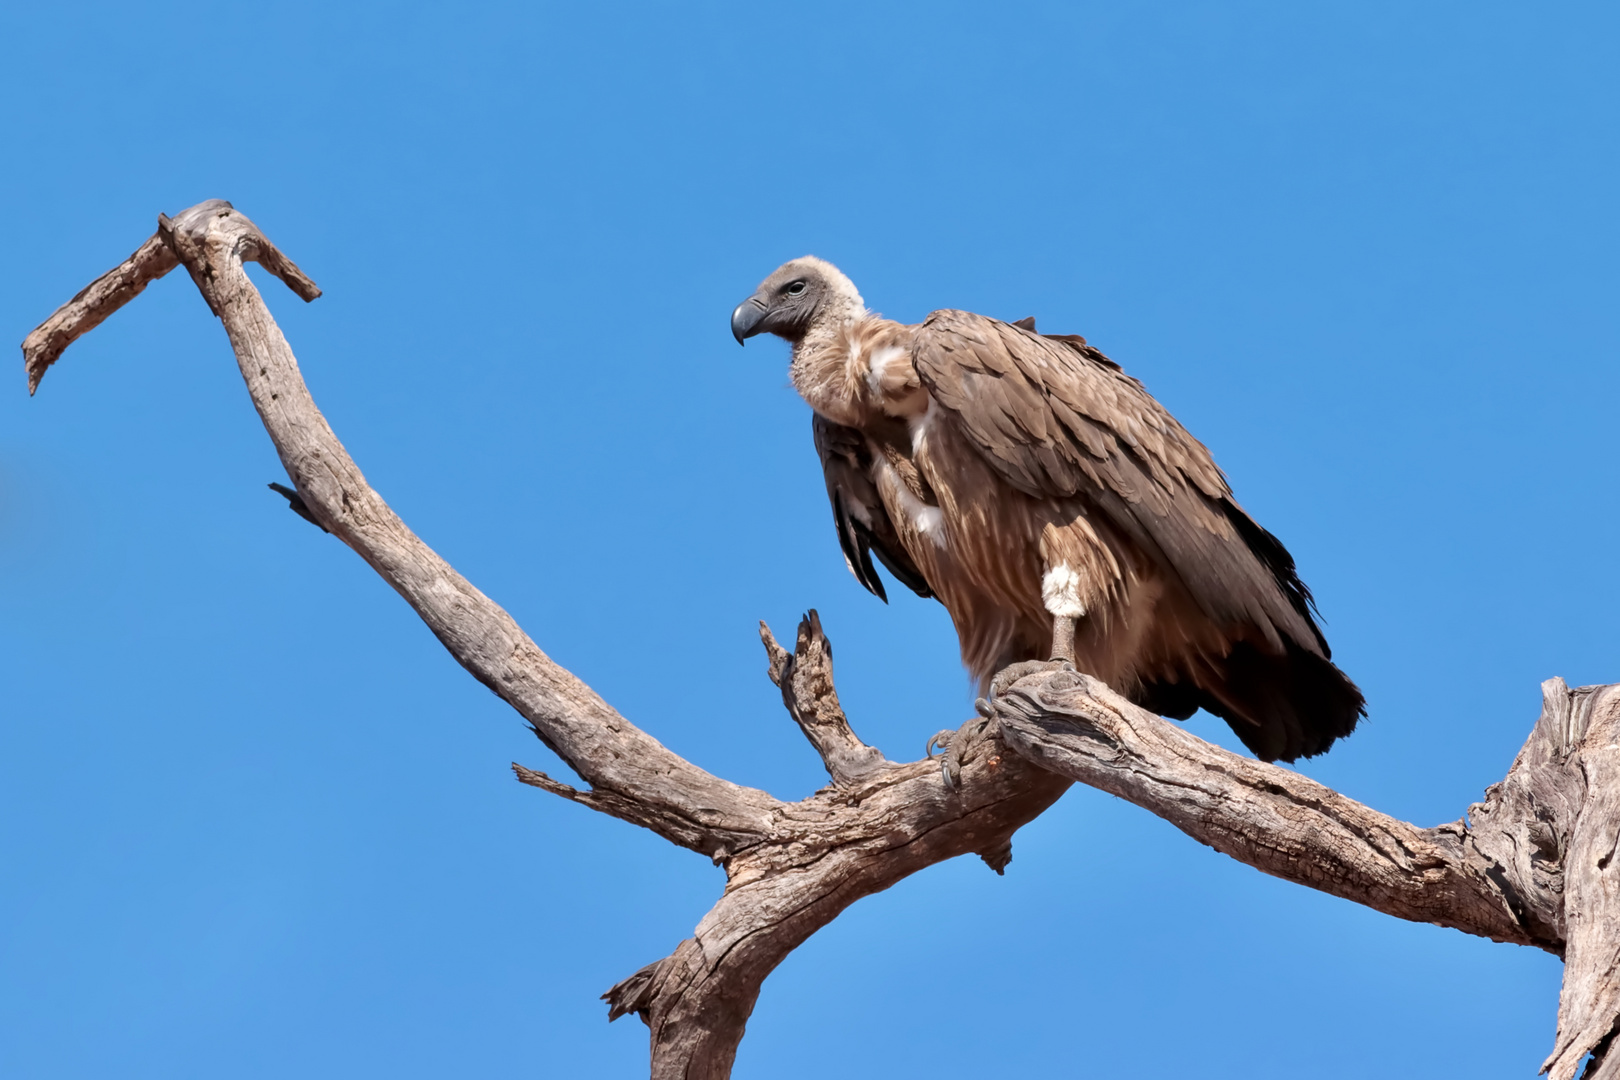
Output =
[{"x1": 1042, "y1": 563, "x2": 1088, "y2": 619}]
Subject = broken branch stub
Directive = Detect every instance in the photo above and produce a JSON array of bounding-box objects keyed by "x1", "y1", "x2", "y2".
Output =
[
  {"x1": 21, "y1": 199, "x2": 1620, "y2": 1080},
  {"x1": 759, "y1": 610, "x2": 895, "y2": 786},
  {"x1": 22, "y1": 232, "x2": 179, "y2": 394}
]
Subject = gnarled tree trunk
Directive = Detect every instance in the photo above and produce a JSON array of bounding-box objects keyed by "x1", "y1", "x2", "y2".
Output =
[{"x1": 21, "y1": 200, "x2": 1620, "y2": 1079}]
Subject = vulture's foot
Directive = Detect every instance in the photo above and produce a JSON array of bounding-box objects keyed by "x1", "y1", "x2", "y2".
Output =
[
  {"x1": 927, "y1": 659, "x2": 1070, "y2": 790},
  {"x1": 987, "y1": 658, "x2": 1073, "y2": 703},
  {"x1": 926, "y1": 712, "x2": 997, "y2": 792}
]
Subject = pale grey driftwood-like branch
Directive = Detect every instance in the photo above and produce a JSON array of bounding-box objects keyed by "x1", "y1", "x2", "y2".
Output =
[
  {"x1": 158, "y1": 200, "x2": 777, "y2": 860},
  {"x1": 23, "y1": 199, "x2": 1620, "y2": 1080},
  {"x1": 20, "y1": 200, "x2": 1071, "y2": 1080},
  {"x1": 22, "y1": 232, "x2": 179, "y2": 394},
  {"x1": 990, "y1": 670, "x2": 1620, "y2": 1080}
]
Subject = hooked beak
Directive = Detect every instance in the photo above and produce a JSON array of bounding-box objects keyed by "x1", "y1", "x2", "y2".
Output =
[{"x1": 730, "y1": 294, "x2": 769, "y2": 345}]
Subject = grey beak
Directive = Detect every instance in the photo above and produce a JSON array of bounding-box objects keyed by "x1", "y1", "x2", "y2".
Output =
[{"x1": 731, "y1": 295, "x2": 769, "y2": 345}]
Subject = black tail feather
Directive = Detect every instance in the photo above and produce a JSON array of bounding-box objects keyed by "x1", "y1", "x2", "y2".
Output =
[{"x1": 1134, "y1": 641, "x2": 1365, "y2": 763}]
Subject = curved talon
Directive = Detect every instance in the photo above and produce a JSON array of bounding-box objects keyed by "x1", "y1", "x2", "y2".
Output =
[
  {"x1": 925, "y1": 730, "x2": 953, "y2": 759},
  {"x1": 974, "y1": 696, "x2": 994, "y2": 719},
  {"x1": 932, "y1": 715, "x2": 996, "y2": 793}
]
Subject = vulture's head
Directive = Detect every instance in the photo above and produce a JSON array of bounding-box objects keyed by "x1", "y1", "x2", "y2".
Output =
[{"x1": 731, "y1": 257, "x2": 865, "y2": 345}]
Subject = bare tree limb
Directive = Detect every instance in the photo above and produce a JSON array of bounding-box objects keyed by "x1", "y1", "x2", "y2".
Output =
[
  {"x1": 601, "y1": 735, "x2": 1069, "y2": 1079},
  {"x1": 21, "y1": 200, "x2": 1073, "y2": 1077},
  {"x1": 992, "y1": 669, "x2": 1620, "y2": 1080},
  {"x1": 22, "y1": 199, "x2": 1620, "y2": 1080},
  {"x1": 152, "y1": 200, "x2": 783, "y2": 859},
  {"x1": 994, "y1": 670, "x2": 1545, "y2": 946},
  {"x1": 760, "y1": 610, "x2": 894, "y2": 786},
  {"x1": 1543, "y1": 683, "x2": 1620, "y2": 1080},
  {"x1": 22, "y1": 232, "x2": 179, "y2": 394}
]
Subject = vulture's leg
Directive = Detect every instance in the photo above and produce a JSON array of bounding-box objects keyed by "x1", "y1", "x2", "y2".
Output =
[
  {"x1": 1050, "y1": 613, "x2": 1077, "y2": 665},
  {"x1": 930, "y1": 546, "x2": 1088, "y2": 790},
  {"x1": 1035, "y1": 511, "x2": 1110, "y2": 667},
  {"x1": 932, "y1": 617, "x2": 1080, "y2": 789}
]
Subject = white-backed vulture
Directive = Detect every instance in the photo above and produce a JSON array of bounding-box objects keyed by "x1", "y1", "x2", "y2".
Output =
[{"x1": 731, "y1": 257, "x2": 1364, "y2": 762}]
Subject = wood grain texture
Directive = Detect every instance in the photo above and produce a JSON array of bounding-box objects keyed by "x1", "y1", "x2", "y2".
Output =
[
  {"x1": 996, "y1": 670, "x2": 1544, "y2": 947},
  {"x1": 22, "y1": 231, "x2": 179, "y2": 394},
  {"x1": 759, "y1": 610, "x2": 896, "y2": 786},
  {"x1": 994, "y1": 670, "x2": 1620, "y2": 1080},
  {"x1": 22, "y1": 200, "x2": 1620, "y2": 1080},
  {"x1": 1541, "y1": 683, "x2": 1620, "y2": 1079}
]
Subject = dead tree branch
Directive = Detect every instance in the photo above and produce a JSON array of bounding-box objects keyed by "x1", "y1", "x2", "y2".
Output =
[
  {"x1": 759, "y1": 611, "x2": 895, "y2": 786},
  {"x1": 992, "y1": 670, "x2": 1620, "y2": 1080},
  {"x1": 21, "y1": 200, "x2": 1620, "y2": 1080},
  {"x1": 20, "y1": 200, "x2": 1069, "y2": 1079},
  {"x1": 23, "y1": 232, "x2": 179, "y2": 394}
]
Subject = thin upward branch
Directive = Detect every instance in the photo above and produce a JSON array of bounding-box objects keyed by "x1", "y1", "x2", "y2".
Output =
[{"x1": 760, "y1": 610, "x2": 895, "y2": 786}]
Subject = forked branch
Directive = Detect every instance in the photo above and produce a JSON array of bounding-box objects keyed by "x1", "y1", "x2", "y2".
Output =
[
  {"x1": 759, "y1": 611, "x2": 895, "y2": 786},
  {"x1": 23, "y1": 200, "x2": 1620, "y2": 1080}
]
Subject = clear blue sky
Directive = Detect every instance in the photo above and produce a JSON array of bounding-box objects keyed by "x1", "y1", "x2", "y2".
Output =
[{"x1": 2, "y1": 2, "x2": 1615, "y2": 1076}]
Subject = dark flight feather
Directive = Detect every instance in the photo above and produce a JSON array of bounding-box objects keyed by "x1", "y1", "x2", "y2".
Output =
[{"x1": 813, "y1": 414, "x2": 933, "y2": 602}]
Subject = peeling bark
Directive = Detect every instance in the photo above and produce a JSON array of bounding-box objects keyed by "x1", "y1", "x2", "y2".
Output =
[{"x1": 20, "y1": 200, "x2": 1620, "y2": 1080}]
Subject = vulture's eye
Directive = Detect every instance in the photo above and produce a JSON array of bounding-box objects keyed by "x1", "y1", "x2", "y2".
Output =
[{"x1": 786, "y1": 281, "x2": 807, "y2": 296}]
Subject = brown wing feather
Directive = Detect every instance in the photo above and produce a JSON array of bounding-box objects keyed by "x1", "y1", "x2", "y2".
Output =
[
  {"x1": 813, "y1": 414, "x2": 933, "y2": 602},
  {"x1": 911, "y1": 310, "x2": 1362, "y2": 760}
]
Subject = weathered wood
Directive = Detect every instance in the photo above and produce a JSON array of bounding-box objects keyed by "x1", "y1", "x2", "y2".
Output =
[
  {"x1": 23, "y1": 199, "x2": 1620, "y2": 1080},
  {"x1": 995, "y1": 670, "x2": 1545, "y2": 946},
  {"x1": 1542, "y1": 683, "x2": 1620, "y2": 1079},
  {"x1": 20, "y1": 201, "x2": 1072, "y2": 1078},
  {"x1": 604, "y1": 734, "x2": 1068, "y2": 1079},
  {"x1": 22, "y1": 231, "x2": 179, "y2": 394},
  {"x1": 153, "y1": 200, "x2": 781, "y2": 861},
  {"x1": 993, "y1": 670, "x2": 1620, "y2": 1080},
  {"x1": 760, "y1": 610, "x2": 895, "y2": 786}
]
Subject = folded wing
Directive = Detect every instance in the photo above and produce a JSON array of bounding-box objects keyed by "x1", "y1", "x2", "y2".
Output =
[{"x1": 911, "y1": 310, "x2": 1363, "y2": 760}]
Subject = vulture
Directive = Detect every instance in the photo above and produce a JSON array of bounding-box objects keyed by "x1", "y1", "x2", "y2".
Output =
[{"x1": 731, "y1": 257, "x2": 1364, "y2": 763}]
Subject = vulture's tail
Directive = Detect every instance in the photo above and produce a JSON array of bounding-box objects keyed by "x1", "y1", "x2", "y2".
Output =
[{"x1": 1137, "y1": 643, "x2": 1365, "y2": 763}]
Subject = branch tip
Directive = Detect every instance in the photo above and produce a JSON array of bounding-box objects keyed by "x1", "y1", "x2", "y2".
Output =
[
  {"x1": 604, "y1": 958, "x2": 664, "y2": 1025},
  {"x1": 511, "y1": 762, "x2": 581, "y2": 799},
  {"x1": 21, "y1": 229, "x2": 180, "y2": 394},
  {"x1": 764, "y1": 610, "x2": 894, "y2": 785},
  {"x1": 758, "y1": 621, "x2": 791, "y2": 687},
  {"x1": 978, "y1": 838, "x2": 1013, "y2": 875}
]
